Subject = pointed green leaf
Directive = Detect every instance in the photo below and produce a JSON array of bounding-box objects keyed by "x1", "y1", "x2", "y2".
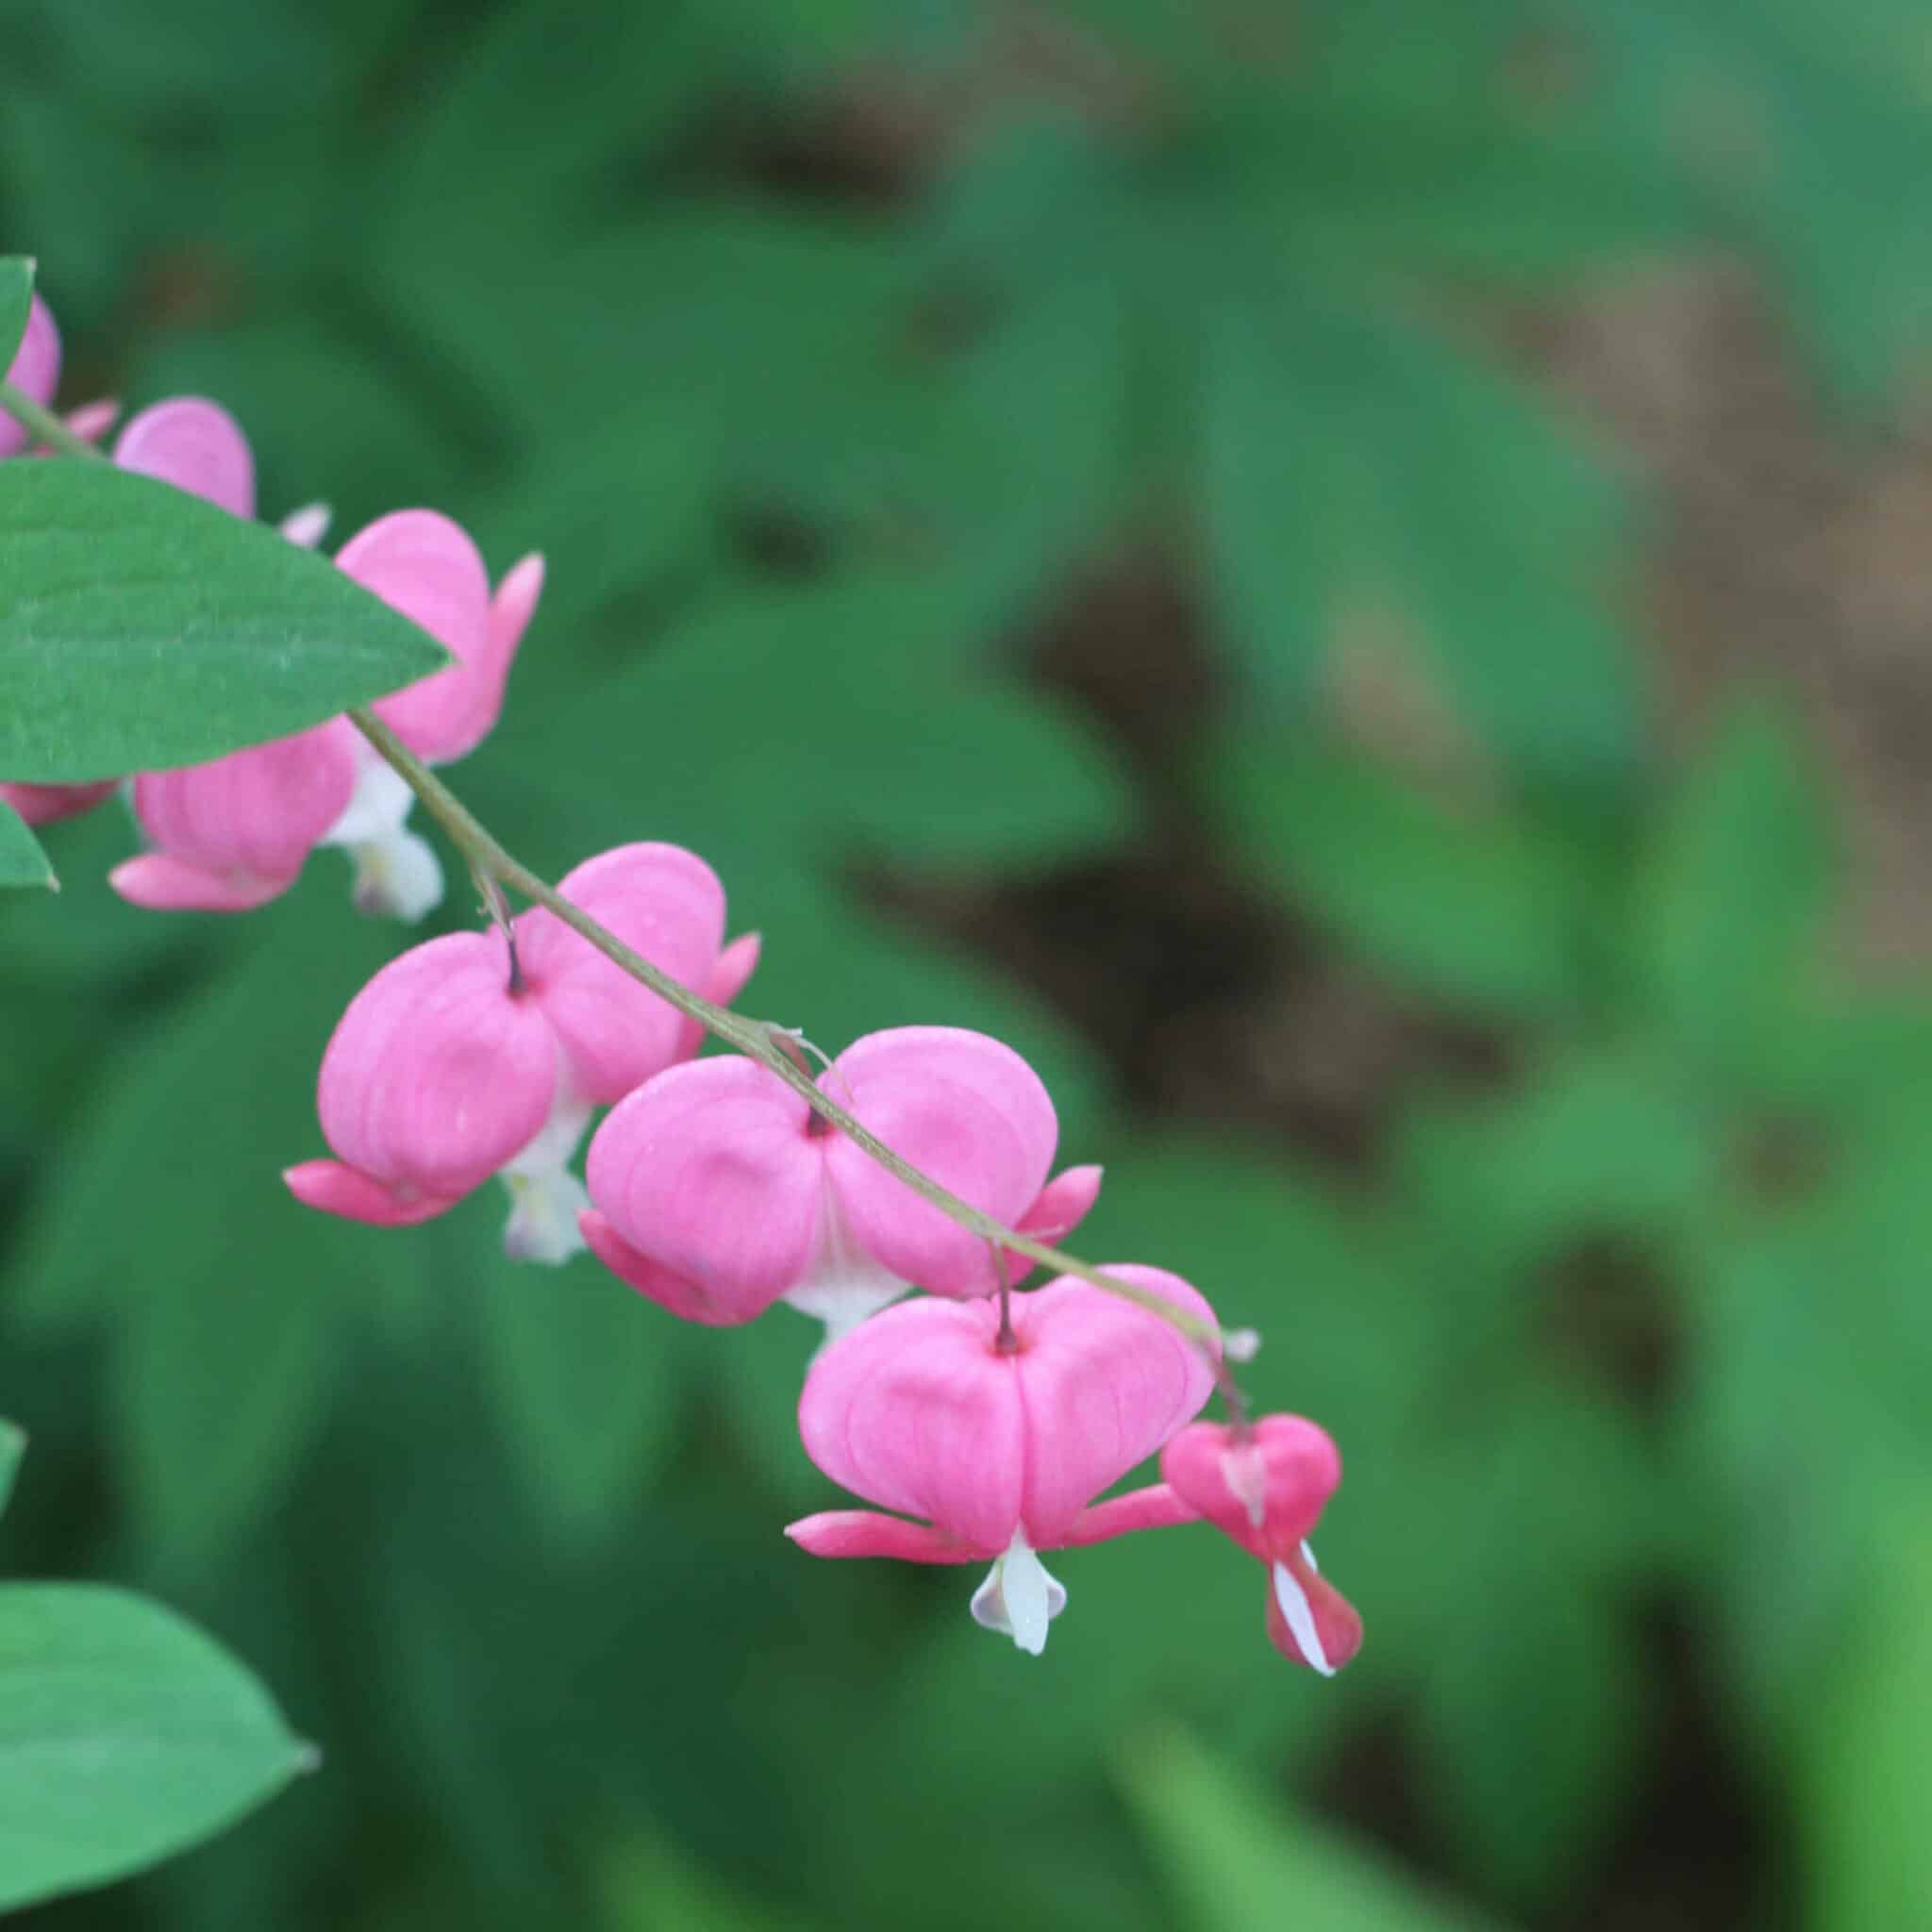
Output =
[
  {"x1": 0, "y1": 799, "x2": 56, "y2": 890},
  {"x1": 0, "y1": 1583, "x2": 308, "y2": 1911},
  {"x1": 0, "y1": 460, "x2": 450, "y2": 781},
  {"x1": 0, "y1": 257, "x2": 32, "y2": 373}
]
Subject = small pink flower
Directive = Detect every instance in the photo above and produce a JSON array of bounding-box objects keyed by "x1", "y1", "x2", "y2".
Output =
[
  {"x1": 787, "y1": 1267, "x2": 1218, "y2": 1653},
  {"x1": 1160, "y1": 1415, "x2": 1362, "y2": 1677},
  {"x1": 580, "y1": 1025, "x2": 1102, "y2": 1339},
  {"x1": 284, "y1": 843, "x2": 759, "y2": 1261},
  {"x1": 98, "y1": 400, "x2": 541, "y2": 917}
]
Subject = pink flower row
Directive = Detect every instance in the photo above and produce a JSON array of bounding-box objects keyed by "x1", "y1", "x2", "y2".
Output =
[{"x1": 7, "y1": 292, "x2": 1360, "y2": 1671}]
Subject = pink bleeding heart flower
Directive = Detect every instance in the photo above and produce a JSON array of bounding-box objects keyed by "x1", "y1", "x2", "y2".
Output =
[
  {"x1": 1160, "y1": 1415, "x2": 1362, "y2": 1677},
  {"x1": 284, "y1": 842, "x2": 759, "y2": 1262},
  {"x1": 787, "y1": 1267, "x2": 1218, "y2": 1654},
  {"x1": 99, "y1": 399, "x2": 541, "y2": 917},
  {"x1": 580, "y1": 1025, "x2": 1103, "y2": 1340}
]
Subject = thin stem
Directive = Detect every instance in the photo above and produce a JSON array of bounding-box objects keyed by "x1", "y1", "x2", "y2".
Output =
[
  {"x1": 0, "y1": 380, "x2": 100, "y2": 460},
  {"x1": 992, "y1": 1241, "x2": 1017, "y2": 1354},
  {"x1": 347, "y1": 705, "x2": 1234, "y2": 1356}
]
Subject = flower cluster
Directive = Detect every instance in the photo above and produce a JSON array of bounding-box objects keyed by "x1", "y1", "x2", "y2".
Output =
[{"x1": 8, "y1": 289, "x2": 1360, "y2": 1666}]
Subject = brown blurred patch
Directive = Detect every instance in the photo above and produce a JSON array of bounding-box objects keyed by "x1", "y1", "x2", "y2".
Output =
[{"x1": 1523, "y1": 261, "x2": 1932, "y2": 968}]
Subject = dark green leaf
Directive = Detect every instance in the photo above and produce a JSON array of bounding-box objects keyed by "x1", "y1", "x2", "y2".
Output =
[
  {"x1": 1802, "y1": 1492, "x2": 1932, "y2": 1930},
  {"x1": 8, "y1": 895, "x2": 401, "y2": 1561},
  {"x1": 1633, "y1": 698, "x2": 1834, "y2": 1073},
  {"x1": 1119, "y1": 1727, "x2": 1502, "y2": 1932},
  {"x1": 1592, "y1": 0, "x2": 1932, "y2": 406},
  {"x1": 0, "y1": 799, "x2": 56, "y2": 890},
  {"x1": 475, "y1": 1249, "x2": 691, "y2": 1544},
  {"x1": 1204, "y1": 293, "x2": 1639, "y2": 778},
  {"x1": 599, "y1": 1828, "x2": 824, "y2": 1932},
  {"x1": 0, "y1": 1421, "x2": 22, "y2": 1521},
  {"x1": 1216, "y1": 736, "x2": 1591, "y2": 1016},
  {"x1": 0, "y1": 1582, "x2": 308, "y2": 1911},
  {"x1": 0, "y1": 460, "x2": 450, "y2": 781},
  {"x1": 0, "y1": 256, "x2": 32, "y2": 374},
  {"x1": 1391, "y1": 1046, "x2": 1719, "y2": 1281},
  {"x1": 1415, "y1": 1573, "x2": 1648, "y2": 1907},
  {"x1": 490, "y1": 562, "x2": 1134, "y2": 974}
]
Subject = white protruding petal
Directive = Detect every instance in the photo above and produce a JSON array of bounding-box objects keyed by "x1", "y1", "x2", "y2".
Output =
[
  {"x1": 1301, "y1": 1539, "x2": 1320, "y2": 1573},
  {"x1": 783, "y1": 1270, "x2": 908, "y2": 1346},
  {"x1": 498, "y1": 1087, "x2": 595, "y2": 1266},
  {"x1": 349, "y1": 827, "x2": 445, "y2": 924},
  {"x1": 323, "y1": 752, "x2": 445, "y2": 922},
  {"x1": 969, "y1": 1531, "x2": 1066, "y2": 1657},
  {"x1": 323, "y1": 750, "x2": 414, "y2": 847},
  {"x1": 502, "y1": 1166, "x2": 591, "y2": 1265},
  {"x1": 1272, "y1": 1559, "x2": 1334, "y2": 1677},
  {"x1": 785, "y1": 1181, "x2": 911, "y2": 1344},
  {"x1": 279, "y1": 501, "x2": 333, "y2": 549}
]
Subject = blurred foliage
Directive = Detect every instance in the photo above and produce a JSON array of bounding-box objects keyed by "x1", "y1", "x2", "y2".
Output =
[{"x1": 6, "y1": 0, "x2": 1932, "y2": 1925}]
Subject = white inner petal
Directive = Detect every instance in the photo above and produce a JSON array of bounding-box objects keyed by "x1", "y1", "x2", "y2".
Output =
[
  {"x1": 783, "y1": 1270, "x2": 908, "y2": 1345},
  {"x1": 498, "y1": 1084, "x2": 594, "y2": 1267},
  {"x1": 783, "y1": 1178, "x2": 910, "y2": 1344},
  {"x1": 1272, "y1": 1558, "x2": 1334, "y2": 1677},
  {"x1": 322, "y1": 751, "x2": 444, "y2": 923},
  {"x1": 969, "y1": 1530, "x2": 1066, "y2": 1657},
  {"x1": 278, "y1": 501, "x2": 333, "y2": 549}
]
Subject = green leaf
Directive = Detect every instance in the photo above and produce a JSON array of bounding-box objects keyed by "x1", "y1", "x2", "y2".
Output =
[
  {"x1": 0, "y1": 1421, "x2": 22, "y2": 1521},
  {"x1": 475, "y1": 1249, "x2": 691, "y2": 1544},
  {"x1": 0, "y1": 460, "x2": 450, "y2": 781},
  {"x1": 1591, "y1": 0, "x2": 1932, "y2": 406},
  {"x1": 0, "y1": 256, "x2": 32, "y2": 374},
  {"x1": 1396, "y1": 1375, "x2": 1662, "y2": 1900},
  {"x1": 495, "y1": 560, "x2": 1134, "y2": 917},
  {"x1": 1216, "y1": 736, "x2": 1591, "y2": 1017},
  {"x1": 0, "y1": 798, "x2": 56, "y2": 890},
  {"x1": 1414, "y1": 1566, "x2": 1648, "y2": 1907},
  {"x1": 1203, "y1": 292, "x2": 1639, "y2": 779},
  {"x1": 8, "y1": 895, "x2": 401, "y2": 1562},
  {"x1": 1633, "y1": 698, "x2": 1834, "y2": 1074},
  {"x1": 599, "y1": 1827, "x2": 824, "y2": 1932},
  {"x1": 0, "y1": 1582, "x2": 308, "y2": 1911},
  {"x1": 1802, "y1": 1490, "x2": 1932, "y2": 1931},
  {"x1": 1118, "y1": 1727, "x2": 1502, "y2": 1932},
  {"x1": 1689, "y1": 1110, "x2": 1932, "y2": 1720},
  {"x1": 1391, "y1": 1046, "x2": 1719, "y2": 1282}
]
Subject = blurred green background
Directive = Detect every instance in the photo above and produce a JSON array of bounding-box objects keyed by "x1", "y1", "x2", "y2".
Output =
[{"x1": 8, "y1": 0, "x2": 1932, "y2": 1924}]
